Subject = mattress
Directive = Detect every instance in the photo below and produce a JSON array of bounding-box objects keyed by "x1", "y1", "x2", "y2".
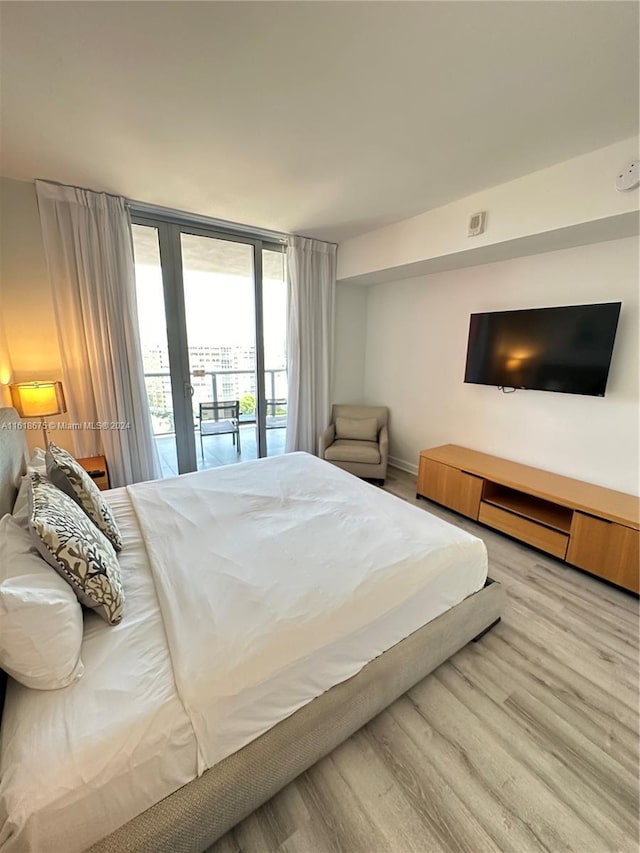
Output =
[{"x1": 0, "y1": 454, "x2": 487, "y2": 852}]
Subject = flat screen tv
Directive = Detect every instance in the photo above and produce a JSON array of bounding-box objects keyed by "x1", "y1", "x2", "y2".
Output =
[{"x1": 464, "y1": 302, "x2": 621, "y2": 396}]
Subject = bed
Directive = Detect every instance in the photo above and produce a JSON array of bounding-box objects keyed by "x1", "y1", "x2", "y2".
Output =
[{"x1": 0, "y1": 406, "x2": 504, "y2": 852}]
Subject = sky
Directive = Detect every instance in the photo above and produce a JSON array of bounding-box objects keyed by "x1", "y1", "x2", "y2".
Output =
[{"x1": 134, "y1": 264, "x2": 287, "y2": 368}]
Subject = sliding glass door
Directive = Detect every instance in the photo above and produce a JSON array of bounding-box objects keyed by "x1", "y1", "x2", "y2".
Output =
[
  {"x1": 132, "y1": 218, "x2": 287, "y2": 476},
  {"x1": 182, "y1": 232, "x2": 260, "y2": 469}
]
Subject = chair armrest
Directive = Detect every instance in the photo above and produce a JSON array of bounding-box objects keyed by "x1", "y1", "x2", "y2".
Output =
[
  {"x1": 379, "y1": 424, "x2": 389, "y2": 462},
  {"x1": 319, "y1": 424, "x2": 335, "y2": 458}
]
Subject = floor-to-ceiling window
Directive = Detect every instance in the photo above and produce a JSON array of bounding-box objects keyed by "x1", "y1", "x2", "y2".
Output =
[{"x1": 131, "y1": 216, "x2": 287, "y2": 477}]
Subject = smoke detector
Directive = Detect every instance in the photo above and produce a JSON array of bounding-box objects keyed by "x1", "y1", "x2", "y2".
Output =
[
  {"x1": 615, "y1": 161, "x2": 639, "y2": 191},
  {"x1": 468, "y1": 211, "x2": 487, "y2": 236}
]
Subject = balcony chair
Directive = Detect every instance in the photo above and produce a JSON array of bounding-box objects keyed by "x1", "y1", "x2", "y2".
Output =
[
  {"x1": 265, "y1": 398, "x2": 287, "y2": 430},
  {"x1": 319, "y1": 404, "x2": 389, "y2": 484},
  {"x1": 199, "y1": 400, "x2": 241, "y2": 458}
]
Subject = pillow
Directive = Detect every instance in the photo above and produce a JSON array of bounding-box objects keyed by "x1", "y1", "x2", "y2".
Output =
[
  {"x1": 45, "y1": 442, "x2": 122, "y2": 551},
  {"x1": 28, "y1": 473, "x2": 125, "y2": 625},
  {"x1": 335, "y1": 416, "x2": 378, "y2": 442},
  {"x1": 27, "y1": 446, "x2": 47, "y2": 475},
  {"x1": 0, "y1": 513, "x2": 84, "y2": 689},
  {"x1": 12, "y1": 448, "x2": 48, "y2": 521},
  {"x1": 12, "y1": 475, "x2": 31, "y2": 524}
]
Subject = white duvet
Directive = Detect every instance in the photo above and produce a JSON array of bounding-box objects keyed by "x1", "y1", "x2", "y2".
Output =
[
  {"x1": 0, "y1": 452, "x2": 487, "y2": 852},
  {"x1": 129, "y1": 452, "x2": 488, "y2": 773}
]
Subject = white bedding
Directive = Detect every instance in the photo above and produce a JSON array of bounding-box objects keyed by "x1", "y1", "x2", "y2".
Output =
[
  {"x1": 0, "y1": 453, "x2": 487, "y2": 852},
  {"x1": 129, "y1": 452, "x2": 488, "y2": 773},
  {"x1": 0, "y1": 488, "x2": 197, "y2": 853}
]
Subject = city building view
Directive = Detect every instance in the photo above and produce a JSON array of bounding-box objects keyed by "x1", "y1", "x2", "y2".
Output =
[{"x1": 142, "y1": 341, "x2": 286, "y2": 437}]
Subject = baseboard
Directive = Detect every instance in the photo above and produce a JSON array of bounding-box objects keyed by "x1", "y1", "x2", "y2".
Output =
[{"x1": 389, "y1": 455, "x2": 418, "y2": 476}]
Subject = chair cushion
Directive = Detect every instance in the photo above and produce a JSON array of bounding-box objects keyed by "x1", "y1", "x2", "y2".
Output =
[
  {"x1": 201, "y1": 419, "x2": 236, "y2": 436},
  {"x1": 335, "y1": 416, "x2": 378, "y2": 442},
  {"x1": 324, "y1": 439, "x2": 381, "y2": 465}
]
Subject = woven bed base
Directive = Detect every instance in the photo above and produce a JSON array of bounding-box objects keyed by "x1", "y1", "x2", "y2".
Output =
[{"x1": 88, "y1": 579, "x2": 504, "y2": 853}]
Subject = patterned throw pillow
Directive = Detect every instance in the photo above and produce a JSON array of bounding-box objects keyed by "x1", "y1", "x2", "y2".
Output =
[
  {"x1": 46, "y1": 442, "x2": 123, "y2": 551},
  {"x1": 28, "y1": 473, "x2": 124, "y2": 625}
]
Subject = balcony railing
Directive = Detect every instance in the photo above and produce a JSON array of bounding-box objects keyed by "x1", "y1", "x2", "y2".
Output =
[{"x1": 144, "y1": 368, "x2": 287, "y2": 436}]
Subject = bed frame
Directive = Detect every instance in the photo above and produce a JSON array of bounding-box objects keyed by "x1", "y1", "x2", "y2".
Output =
[{"x1": 0, "y1": 406, "x2": 504, "y2": 853}]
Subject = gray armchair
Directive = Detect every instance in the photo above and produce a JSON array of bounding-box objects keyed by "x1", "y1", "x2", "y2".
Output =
[{"x1": 319, "y1": 404, "x2": 389, "y2": 484}]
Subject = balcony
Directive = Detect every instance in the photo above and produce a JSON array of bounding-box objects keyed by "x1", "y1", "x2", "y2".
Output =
[{"x1": 144, "y1": 368, "x2": 287, "y2": 477}]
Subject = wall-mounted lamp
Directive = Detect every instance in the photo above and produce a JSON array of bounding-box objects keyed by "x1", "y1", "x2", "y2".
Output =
[{"x1": 9, "y1": 380, "x2": 67, "y2": 447}]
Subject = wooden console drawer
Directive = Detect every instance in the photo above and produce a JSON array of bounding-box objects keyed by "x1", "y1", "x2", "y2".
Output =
[
  {"x1": 567, "y1": 513, "x2": 639, "y2": 593},
  {"x1": 478, "y1": 501, "x2": 569, "y2": 559},
  {"x1": 418, "y1": 458, "x2": 483, "y2": 519}
]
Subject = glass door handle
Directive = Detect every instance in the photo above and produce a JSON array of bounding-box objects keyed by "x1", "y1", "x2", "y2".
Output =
[{"x1": 184, "y1": 382, "x2": 195, "y2": 399}]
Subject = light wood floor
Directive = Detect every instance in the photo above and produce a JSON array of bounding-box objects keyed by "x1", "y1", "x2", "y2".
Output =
[{"x1": 210, "y1": 467, "x2": 640, "y2": 853}]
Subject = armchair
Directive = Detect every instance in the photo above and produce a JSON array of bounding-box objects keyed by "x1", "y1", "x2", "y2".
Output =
[{"x1": 319, "y1": 405, "x2": 389, "y2": 484}]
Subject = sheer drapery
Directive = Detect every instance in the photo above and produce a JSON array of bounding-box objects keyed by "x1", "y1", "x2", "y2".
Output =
[
  {"x1": 285, "y1": 236, "x2": 337, "y2": 455},
  {"x1": 36, "y1": 180, "x2": 159, "y2": 486}
]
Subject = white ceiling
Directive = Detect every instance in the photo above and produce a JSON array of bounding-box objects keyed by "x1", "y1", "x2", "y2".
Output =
[{"x1": 0, "y1": 1, "x2": 638, "y2": 243}]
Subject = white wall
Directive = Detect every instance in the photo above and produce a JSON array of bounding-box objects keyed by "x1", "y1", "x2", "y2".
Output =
[
  {"x1": 333, "y1": 283, "x2": 368, "y2": 404},
  {"x1": 0, "y1": 177, "x2": 74, "y2": 451},
  {"x1": 0, "y1": 306, "x2": 12, "y2": 404},
  {"x1": 0, "y1": 177, "x2": 62, "y2": 375},
  {"x1": 338, "y1": 137, "x2": 640, "y2": 284},
  {"x1": 361, "y1": 236, "x2": 639, "y2": 495}
]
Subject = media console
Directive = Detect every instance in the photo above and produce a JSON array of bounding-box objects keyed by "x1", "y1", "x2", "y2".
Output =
[{"x1": 417, "y1": 445, "x2": 639, "y2": 594}]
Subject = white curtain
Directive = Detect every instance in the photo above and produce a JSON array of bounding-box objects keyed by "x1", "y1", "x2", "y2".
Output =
[
  {"x1": 285, "y1": 235, "x2": 337, "y2": 455},
  {"x1": 36, "y1": 180, "x2": 160, "y2": 486}
]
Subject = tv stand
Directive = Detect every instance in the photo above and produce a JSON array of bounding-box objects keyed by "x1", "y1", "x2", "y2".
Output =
[{"x1": 417, "y1": 445, "x2": 639, "y2": 594}]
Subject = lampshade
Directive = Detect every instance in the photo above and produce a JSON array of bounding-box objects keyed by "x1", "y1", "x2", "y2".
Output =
[{"x1": 10, "y1": 381, "x2": 67, "y2": 418}]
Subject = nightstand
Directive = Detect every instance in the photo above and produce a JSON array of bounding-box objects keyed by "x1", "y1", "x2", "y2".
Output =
[{"x1": 77, "y1": 455, "x2": 110, "y2": 491}]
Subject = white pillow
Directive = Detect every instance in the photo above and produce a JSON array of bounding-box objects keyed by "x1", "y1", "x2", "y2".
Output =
[
  {"x1": 27, "y1": 447, "x2": 47, "y2": 475},
  {"x1": 335, "y1": 416, "x2": 378, "y2": 442},
  {"x1": 0, "y1": 513, "x2": 85, "y2": 690},
  {"x1": 12, "y1": 449, "x2": 48, "y2": 521}
]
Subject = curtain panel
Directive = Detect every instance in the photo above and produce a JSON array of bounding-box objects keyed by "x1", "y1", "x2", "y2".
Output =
[
  {"x1": 35, "y1": 180, "x2": 159, "y2": 486},
  {"x1": 285, "y1": 236, "x2": 337, "y2": 455}
]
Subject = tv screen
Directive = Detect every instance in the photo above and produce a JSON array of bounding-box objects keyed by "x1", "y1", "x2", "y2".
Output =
[{"x1": 464, "y1": 303, "x2": 621, "y2": 396}]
